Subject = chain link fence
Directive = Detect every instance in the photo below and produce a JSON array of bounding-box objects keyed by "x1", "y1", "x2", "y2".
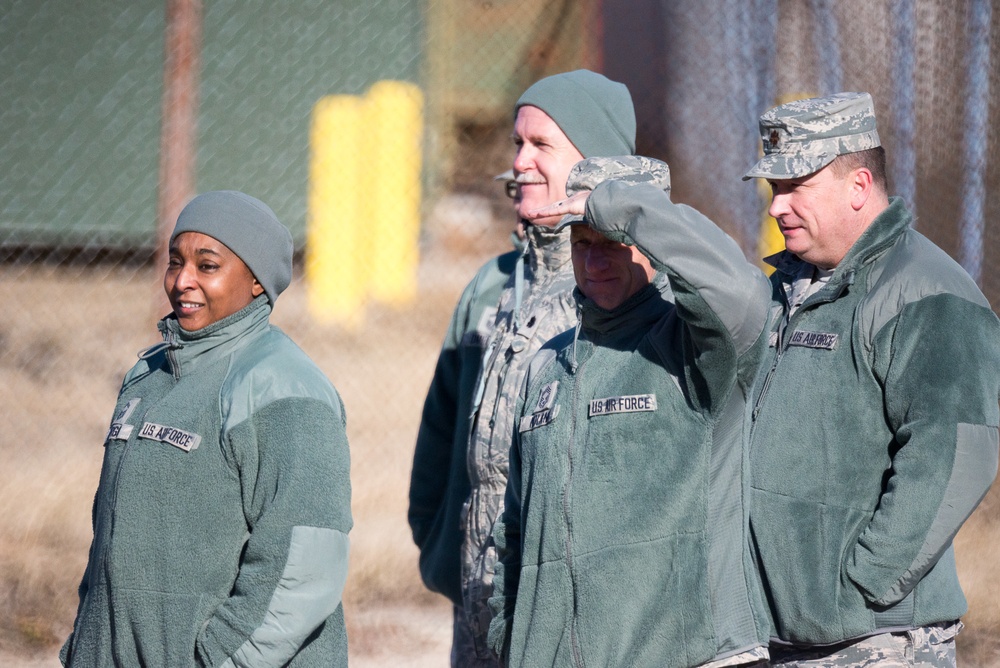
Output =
[{"x1": 2, "y1": 0, "x2": 998, "y2": 663}]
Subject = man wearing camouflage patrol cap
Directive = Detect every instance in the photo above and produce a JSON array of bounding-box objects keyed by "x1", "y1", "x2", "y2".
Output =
[
  {"x1": 743, "y1": 92, "x2": 1000, "y2": 666},
  {"x1": 487, "y1": 155, "x2": 771, "y2": 667}
]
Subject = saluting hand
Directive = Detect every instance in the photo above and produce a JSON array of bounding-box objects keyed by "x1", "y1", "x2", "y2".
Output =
[{"x1": 524, "y1": 190, "x2": 590, "y2": 221}]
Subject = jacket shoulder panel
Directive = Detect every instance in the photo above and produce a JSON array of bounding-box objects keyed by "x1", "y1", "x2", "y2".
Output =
[
  {"x1": 120, "y1": 353, "x2": 164, "y2": 390},
  {"x1": 862, "y1": 229, "x2": 990, "y2": 343},
  {"x1": 222, "y1": 327, "x2": 342, "y2": 431},
  {"x1": 456, "y1": 250, "x2": 520, "y2": 337}
]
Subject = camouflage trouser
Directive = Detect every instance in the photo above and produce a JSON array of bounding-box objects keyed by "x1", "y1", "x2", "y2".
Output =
[
  {"x1": 699, "y1": 646, "x2": 770, "y2": 667},
  {"x1": 451, "y1": 605, "x2": 501, "y2": 668},
  {"x1": 770, "y1": 622, "x2": 962, "y2": 667}
]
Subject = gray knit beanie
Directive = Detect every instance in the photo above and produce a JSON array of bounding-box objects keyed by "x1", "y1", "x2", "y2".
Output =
[
  {"x1": 170, "y1": 190, "x2": 293, "y2": 305},
  {"x1": 515, "y1": 69, "x2": 636, "y2": 158}
]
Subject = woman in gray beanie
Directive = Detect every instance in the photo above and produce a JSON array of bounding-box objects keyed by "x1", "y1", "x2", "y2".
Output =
[{"x1": 61, "y1": 191, "x2": 353, "y2": 668}]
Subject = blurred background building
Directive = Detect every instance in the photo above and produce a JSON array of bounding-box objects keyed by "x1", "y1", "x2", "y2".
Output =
[{"x1": 4, "y1": 0, "x2": 997, "y2": 287}]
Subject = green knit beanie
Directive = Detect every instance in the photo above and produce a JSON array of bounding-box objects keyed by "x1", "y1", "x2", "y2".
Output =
[
  {"x1": 515, "y1": 69, "x2": 636, "y2": 158},
  {"x1": 170, "y1": 191, "x2": 293, "y2": 306}
]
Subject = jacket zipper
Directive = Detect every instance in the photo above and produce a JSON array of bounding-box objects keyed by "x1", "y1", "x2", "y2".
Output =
[
  {"x1": 564, "y1": 353, "x2": 587, "y2": 668},
  {"x1": 750, "y1": 294, "x2": 792, "y2": 433},
  {"x1": 750, "y1": 276, "x2": 852, "y2": 436},
  {"x1": 167, "y1": 333, "x2": 181, "y2": 381},
  {"x1": 103, "y1": 334, "x2": 179, "y2": 665},
  {"x1": 471, "y1": 338, "x2": 498, "y2": 416},
  {"x1": 488, "y1": 348, "x2": 514, "y2": 431},
  {"x1": 751, "y1": 346, "x2": 782, "y2": 427},
  {"x1": 103, "y1": 400, "x2": 144, "y2": 668}
]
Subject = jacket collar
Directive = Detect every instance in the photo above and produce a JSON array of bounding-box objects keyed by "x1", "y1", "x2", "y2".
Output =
[
  {"x1": 151, "y1": 295, "x2": 271, "y2": 377},
  {"x1": 510, "y1": 222, "x2": 574, "y2": 329},
  {"x1": 524, "y1": 221, "x2": 572, "y2": 275},
  {"x1": 576, "y1": 273, "x2": 673, "y2": 340}
]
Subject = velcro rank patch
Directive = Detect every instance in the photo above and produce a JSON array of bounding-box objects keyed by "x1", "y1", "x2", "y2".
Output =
[
  {"x1": 534, "y1": 381, "x2": 559, "y2": 412},
  {"x1": 138, "y1": 422, "x2": 202, "y2": 452},
  {"x1": 788, "y1": 330, "x2": 839, "y2": 350},
  {"x1": 106, "y1": 398, "x2": 141, "y2": 443},
  {"x1": 588, "y1": 394, "x2": 657, "y2": 417}
]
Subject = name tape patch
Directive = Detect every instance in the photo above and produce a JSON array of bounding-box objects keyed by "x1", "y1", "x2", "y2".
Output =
[
  {"x1": 138, "y1": 422, "x2": 202, "y2": 452},
  {"x1": 788, "y1": 330, "x2": 839, "y2": 350},
  {"x1": 588, "y1": 393, "x2": 657, "y2": 417},
  {"x1": 106, "y1": 423, "x2": 134, "y2": 441},
  {"x1": 520, "y1": 405, "x2": 559, "y2": 433}
]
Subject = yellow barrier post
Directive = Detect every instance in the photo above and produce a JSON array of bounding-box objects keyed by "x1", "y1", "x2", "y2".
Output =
[
  {"x1": 307, "y1": 95, "x2": 367, "y2": 327},
  {"x1": 366, "y1": 80, "x2": 424, "y2": 306}
]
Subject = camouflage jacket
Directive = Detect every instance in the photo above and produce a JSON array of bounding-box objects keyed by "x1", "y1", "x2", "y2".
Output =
[{"x1": 460, "y1": 220, "x2": 578, "y2": 653}]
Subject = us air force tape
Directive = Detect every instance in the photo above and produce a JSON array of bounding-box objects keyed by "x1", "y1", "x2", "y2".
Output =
[
  {"x1": 588, "y1": 393, "x2": 657, "y2": 417},
  {"x1": 138, "y1": 422, "x2": 202, "y2": 452}
]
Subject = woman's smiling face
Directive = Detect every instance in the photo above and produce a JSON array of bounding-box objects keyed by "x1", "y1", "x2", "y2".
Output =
[{"x1": 164, "y1": 232, "x2": 263, "y2": 331}]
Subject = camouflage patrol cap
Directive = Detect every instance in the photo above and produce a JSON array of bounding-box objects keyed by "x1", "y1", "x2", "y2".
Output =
[
  {"x1": 555, "y1": 155, "x2": 671, "y2": 229},
  {"x1": 742, "y1": 92, "x2": 881, "y2": 181}
]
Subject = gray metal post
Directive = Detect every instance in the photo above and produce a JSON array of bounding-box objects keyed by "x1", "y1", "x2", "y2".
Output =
[
  {"x1": 155, "y1": 0, "x2": 202, "y2": 315},
  {"x1": 960, "y1": 0, "x2": 991, "y2": 284},
  {"x1": 891, "y1": 0, "x2": 917, "y2": 215}
]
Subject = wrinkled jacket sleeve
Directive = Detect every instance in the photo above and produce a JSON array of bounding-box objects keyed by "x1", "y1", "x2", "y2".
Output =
[
  {"x1": 585, "y1": 178, "x2": 771, "y2": 398},
  {"x1": 60, "y1": 495, "x2": 98, "y2": 665},
  {"x1": 407, "y1": 274, "x2": 480, "y2": 593},
  {"x1": 195, "y1": 395, "x2": 353, "y2": 667},
  {"x1": 847, "y1": 294, "x2": 1000, "y2": 605}
]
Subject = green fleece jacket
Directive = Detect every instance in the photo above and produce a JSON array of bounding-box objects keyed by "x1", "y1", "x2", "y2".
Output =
[
  {"x1": 748, "y1": 197, "x2": 1000, "y2": 645},
  {"x1": 61, "y1": 296, "x2": 353, "y2": 667},
  {"x1": 409, "y1": 250, "x2": 519, "y2": 605},
  {"x1": 488, "y1": 179, "x2": 772, "y2": 667}
]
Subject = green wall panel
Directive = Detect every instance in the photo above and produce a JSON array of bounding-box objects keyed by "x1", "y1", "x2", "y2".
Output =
[{"x1": 0, "y1": 0, "x2": 422, "y2": 249}]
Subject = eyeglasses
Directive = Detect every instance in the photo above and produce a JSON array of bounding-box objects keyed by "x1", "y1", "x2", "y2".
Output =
[{"x1": 505, "y1": 180, "x2": 517, "y2": 200}]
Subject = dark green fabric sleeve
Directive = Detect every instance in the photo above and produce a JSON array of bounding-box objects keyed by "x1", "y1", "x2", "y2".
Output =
[
  {"x1": 586, "y1": 180, "x2": 771, "y2": 406},
  {"x1": 407, "y1": 274, "x2": 478, "y2": 579},
  {"x1": 847, "y1": 294, "x2": 1000, "y2": 605},
  {"x1": 586, "y1": 181, "x2": 770, "y2": 356},
  {"x1": 408, "y1": 252, "x2": 516, "y2": 605},
  {"x1": 195, "y1": 397, "x2": 353, "y2": 667}
]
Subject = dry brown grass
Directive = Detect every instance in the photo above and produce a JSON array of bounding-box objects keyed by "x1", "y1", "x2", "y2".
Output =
[
  {"x1": 955, "y1": 485, "x2": 1000, "y2": 667},
  {"x1": 1, "y1": 247, "x2": 999, "y2": 667}
]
